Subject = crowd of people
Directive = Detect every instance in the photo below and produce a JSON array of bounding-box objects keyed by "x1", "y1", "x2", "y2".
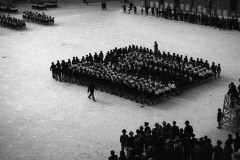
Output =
[
  {"x1": 50, "y1": 43, "x2": 220, "y2": 105},
  {"x1": 108, "y1": 121, "x2": 240, "y2": 160},
  {"x1": 122, "y1": 4, "x2": 240, "y2": 31},
  {"x1": 0, "y1": 15, "x2": 27, "y2": 30},
  {"x1": 45, "y1": 0, "x2": 58, "y2": 8},
  {"x1": 23, "y1": 11, "x2": 54, "y2": 25},
  {"x1": 0, "y1": 3, "x2": 18, "y2": 12}
]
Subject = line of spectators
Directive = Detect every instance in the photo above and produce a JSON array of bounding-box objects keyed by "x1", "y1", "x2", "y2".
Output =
[
  {"x1": 23, "y1": 11, "x2": 54, "y2": 25},
  {"x1": 122, "y1": 4, "x2": 240, "y2": 32},
  {"x1": 108, "y1": 121, "x2": 240, "y2": 160},
  {"x1": 0, "y1": 3, "x2": 18, "y2": 12},
  {"x1": 0, "y1": 15, "x2": 26, "y2": 30},
  {"x1": 50, "y1": 44, "x2": 220, "y2": 105}
]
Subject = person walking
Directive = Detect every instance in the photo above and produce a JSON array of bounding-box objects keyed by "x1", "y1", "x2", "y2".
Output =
[{"x1": 88, "y1": 83, "x2": 96, "y2": 102}]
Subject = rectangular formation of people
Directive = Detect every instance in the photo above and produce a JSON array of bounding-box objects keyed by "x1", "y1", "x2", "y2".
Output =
[
  {"x1": 0, "y1": 15, "x2": 26, "y2": 30},
  {"x1": 31, "y1": 0, "x2": 58, "y2": 10},
  {"x1": 0, "y1": 3, "x2": 18, "y2": 12},
  {"x1": 50, "y1": 44, "x2": 221, "y2": 105},
  {"x1": 23, "y1": 11, "x2": 54, "y2": 25}
]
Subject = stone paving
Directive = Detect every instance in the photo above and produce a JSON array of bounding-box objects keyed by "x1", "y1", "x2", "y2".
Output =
[{"x1": 0, "y1": 2, "x2": 240, "y2": 160}]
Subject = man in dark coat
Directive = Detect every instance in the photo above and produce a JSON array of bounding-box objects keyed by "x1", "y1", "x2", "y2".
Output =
[
  {"x1": 213, "y1": 140, "x2": 224, "y2": 160},
  {"x1": 108, "y1": 150, "x2": 118, "y2": 160},
  {"x1": 154, "y1": 41, "x2": 158, "y2": 54},
  {"x1": 184, "y1": 120, "x2": 193, "y2": 137},
  {"x1": 120, "y1": 129, "x2": 129, "y2": 151},
  {"x1": 88, "y1": 83, "x2": 96, "y2": 102},
  {"x1": 217, "y1": 108, "x2": 222, "y2": 129},
  {"x1": 234, "y1": 132, "x2": 240, "y2": 153},
  {"x1": 224, "y1": 134, "x2": 234, "y2": 160}
]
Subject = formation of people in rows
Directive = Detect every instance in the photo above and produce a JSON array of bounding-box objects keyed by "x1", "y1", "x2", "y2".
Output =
[
  {"x1": 108, "y1": 121, "x2": 240, "y2": 160},
  {"x1": 50, "y1": 43, "x2": 221, "y2": 105},
  {"x1": 122, "y1": 4, "x2": 240, "y2": 31},
  {"x1": 0, "y1": 3, "x2": 18, "y2": 12},
  {"x1": 0, "y1": 15, "x2": 27, "y2": 30},
  {"x1": 23, "y1": 11, "x2": 54, "y2": 25},
  {"x1": 31, "y1": 0, "x2": 58, "y2": 9}
]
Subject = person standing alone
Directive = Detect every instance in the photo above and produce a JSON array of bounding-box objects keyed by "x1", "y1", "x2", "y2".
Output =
[
  {"x1": 88, "y1": 83, "x2": 96, "y2": 102},
  {"x1": 217, "y1": 108, "x2": 222, "y2": 129}
]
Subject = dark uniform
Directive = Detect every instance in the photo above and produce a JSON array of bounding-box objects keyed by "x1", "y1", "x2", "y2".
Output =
[
  {"x1": 217, "y1": 108, "x2": 222, "y2": 129},
  {"x1": 88, "y1": 83, "x2": 96, "y2": 102}
]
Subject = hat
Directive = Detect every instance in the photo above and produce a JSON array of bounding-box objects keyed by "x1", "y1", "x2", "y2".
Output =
[
  {"x1": 217, "y1": 140, "x2": 222, "y2": 145},
  {"x1": 144, "y1": 122, "x2": 149, "y2": 126},
  {"x1": 129, "y1": 131, "x2": 133, "y2": 135}
]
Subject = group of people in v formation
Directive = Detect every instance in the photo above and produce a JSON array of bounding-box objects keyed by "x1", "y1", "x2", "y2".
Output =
[
  {"x1": 109, "y1": 121, "x2": 240, "y2": 160},
  {"x1": 50, "y1": 42, "x2": 221, "y2": 105},
  {"x1": 122, "y1": 2, "x2": 240, "y2": 32}
]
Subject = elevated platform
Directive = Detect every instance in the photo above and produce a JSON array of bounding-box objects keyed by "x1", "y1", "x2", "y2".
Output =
[{"x1": 221, "y1": 94, "x2": 240, "y2": 132}]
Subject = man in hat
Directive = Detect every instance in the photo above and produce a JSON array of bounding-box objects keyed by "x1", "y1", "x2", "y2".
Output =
[
  {"x1": 213, "y1": 140, "x2": 224, "y2": 160},
  {"x1": 120, "y1": 129, "x2": 129, "y2": 152},
  {"x1": 171, "y1": 121, "x2": 179, "y2": 138},
  {"x1": 88, "y1": 83, "x2": 96, "y2": 102},
  {"x1": 184, "y1": 120, "x2": 193, "y2": 137},
  {"x1": 144, "y1": 122, "x2": 151, "y2": 133},
  {"x1": 108, "y1": 150, "x2": 118, "y2": 160}
]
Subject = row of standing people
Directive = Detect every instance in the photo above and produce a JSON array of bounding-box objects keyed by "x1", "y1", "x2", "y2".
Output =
[
  {"x1": 123, "y1": 4, "x2": 240, "y2": 31},
  {"x1": 23, "y1": 11, "x2": 54, "y2": 25},
  {"x1": 0, "y1": 15, "x2": 27, "y2": 30},
  {"x1": 0, "y1": 3, "x2": 18, "y2": 12}
]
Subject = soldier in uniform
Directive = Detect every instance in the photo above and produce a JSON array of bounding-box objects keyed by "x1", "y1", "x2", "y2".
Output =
[
  {"x1": 154, "y1": 41, "x2": 158, "y2": 54},
  {"x1": 88, "y1": 83, "x2": 96, "y2": 102},
  {"x1": 108, "y1": 150, "x2": 118, "y2": 160},
  {"x1": 122, "y1": 4, "x2": 126, "y2": 13},
  {"x1": 133, "y1": 5, "x2": 137, "y2": 14},
  {"x1": 217, "y1": 108, "x2": 222, "y2": 129},
  {"x1": 120, "y1": 129, "x2": 129, "y2": 152},
  {"x1": 50, "y1": 62, "x2": 56, "y2": 79}
]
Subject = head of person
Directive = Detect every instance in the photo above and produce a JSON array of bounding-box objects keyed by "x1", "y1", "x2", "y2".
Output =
[
  {"x1": 185, "y1": 120, "x2": 190, "y2": 126},
  {"x1": 217, "y1": 140, "x2": 222, "y2": 146},
  {"x1": 110, "y1": 150, "x2": 115, "y2": 156},
  {"x1": 122, "y1": 129, "x2": 126, "y2": 134},
  {"x1": 162, "y1": 121, "x2": 166, "y2": 126},
  {"x1": 144, "y1": 122, "x2": 149, "y2": 127},
  {"x1": 129, "y1": 131, "x2": 133, "y2": 136},
  {"x1": 173, "y1": 121, "x2": 176, "y2": 125}
]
